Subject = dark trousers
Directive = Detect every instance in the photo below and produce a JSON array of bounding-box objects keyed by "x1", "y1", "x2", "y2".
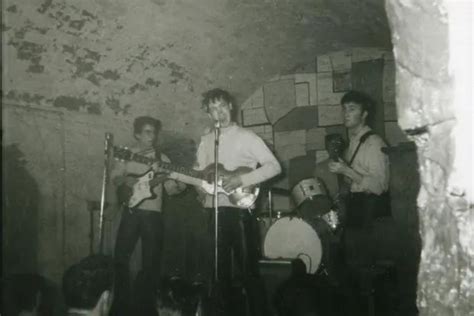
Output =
[
  {"x1": 342, "y1": 192, "x2": 391, "y2": 315},
  {"x1": 343, "y1": 191, "x2": 391, "y2": 266},
  {"x1": 207, "y1": 207, "x2": 263, "y2": 316},
  {"x1": 112, "y1": 208, "x2": 164, "y2": 316},
  {"x1": 343, "y1": 192, "x2": 382, "y2": 267}
]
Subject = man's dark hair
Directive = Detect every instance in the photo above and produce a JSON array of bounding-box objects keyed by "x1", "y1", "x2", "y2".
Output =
[
  {"x1": 341, "y1": 90, "x2": 376, "y2": 126},
  {"x1": 62, "y1": 254, "x2": 114, "y2": 310},
  {"x1": 133, "y1": 116, "x2": 162, "y2": 135},
  {"x1": 2, "y1": 273, "x2": 45, "y2": 315},
  {"x1": 201, "y1": 88, "x2": 236, "y2": 112}
]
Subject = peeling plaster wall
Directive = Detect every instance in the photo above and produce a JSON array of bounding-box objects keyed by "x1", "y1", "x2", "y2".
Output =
[
  {"x1": 2, "y1": 0, "x2": 391, "y2": 136},
  {"x1": 2, "y1": 0, "x2": 209, "y2": 135}
]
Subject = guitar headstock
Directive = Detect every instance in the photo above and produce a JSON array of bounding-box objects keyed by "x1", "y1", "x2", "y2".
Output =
[
  {"x1": 113, "y1": 146, "x2": 154, "y2": 165},
  {"x1": 326, "y1": 134, "x2": 346, "y2": 161},
  {"x1": 113, "y1": 146, "x2": 133, "y2": 162},
  {"x1": 328, "y1": 146, "x2": 343, "y2": 161}
]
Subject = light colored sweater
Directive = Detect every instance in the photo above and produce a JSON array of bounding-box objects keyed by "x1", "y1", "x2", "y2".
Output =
[{"x1": 195, "y1": 124, "x2": 281, "y2": 208}]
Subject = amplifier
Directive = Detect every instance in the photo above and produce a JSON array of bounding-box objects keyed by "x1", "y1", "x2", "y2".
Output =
[{"x1": 258, "y1": 259, "x2": 304, "y2": 315}]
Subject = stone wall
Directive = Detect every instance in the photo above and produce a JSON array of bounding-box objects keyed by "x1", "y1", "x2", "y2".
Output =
[{"x1": 386, "y1": 0, "x2": 474, "y2": 315}]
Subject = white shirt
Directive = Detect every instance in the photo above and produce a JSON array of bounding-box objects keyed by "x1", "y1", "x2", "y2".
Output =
[
  {"x1": 344, "y1": 126, "x2": 389, "y2": 195},
  {"x1": 194, "y1": 124, "x2": 281, "y2": 208}
]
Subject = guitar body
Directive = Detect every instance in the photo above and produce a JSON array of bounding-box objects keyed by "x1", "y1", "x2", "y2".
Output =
[
  {"x1": 199, "y1": 164, "x2": 260, "y2": 208},
  {"x1": 116, "y1": 170, "x2": 156, "y2": 208},
  {"x1": 326, "y1": 136, "x2": 348, "y2": 223}
]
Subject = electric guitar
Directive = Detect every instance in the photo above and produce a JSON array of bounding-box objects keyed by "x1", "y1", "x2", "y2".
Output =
[
  {"x1": 115, "y1": 170, "x2": 169, "y2": 208},
  {"x1": 113, "y1": 146, "x2": 260, "y2": 209},
  {"x1": 326, "y1": 136, "x2": 349, "y2": 214}
]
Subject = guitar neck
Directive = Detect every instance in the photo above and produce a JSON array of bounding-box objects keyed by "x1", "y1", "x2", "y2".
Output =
[
  {"x1": 121, "y1": 150, "x2": 205, "y2": 185},
  {"x1": 166, "y1": 172, "x2": 205, "y2": 187},
  {"x1": 147, "y1": 171, "x2": 204, "y2": 188}
]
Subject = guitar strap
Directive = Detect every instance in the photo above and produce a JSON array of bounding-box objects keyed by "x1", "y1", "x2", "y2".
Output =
[
  {"x1": 345, "y1": 131, "x2": 392, "y2": 220},
  {"x1": 134, "y1": 147, "x2": 158, "y2": 166},
  {"x1": 154, "y1": 147, "x2": 162, "y2": 164},
  {"x1": 336, "y1": 131, "x2": 374, "y2": 201},
  {"x1": 348, "y1": 131, "x2": 374, "y2": 166}
]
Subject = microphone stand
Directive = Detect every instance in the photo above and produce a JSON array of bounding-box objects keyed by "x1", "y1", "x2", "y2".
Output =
[
  {"x1": 98, "y1": 132, "x2": 113, "y2": 254},
  {"x1": 213, "y1": 121, "x2": 221, "y2": 283}
]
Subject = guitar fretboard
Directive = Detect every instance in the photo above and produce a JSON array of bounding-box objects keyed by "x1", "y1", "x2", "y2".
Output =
[{"x1": 115, "y1": 147, "x2": 202, "y2": 179}]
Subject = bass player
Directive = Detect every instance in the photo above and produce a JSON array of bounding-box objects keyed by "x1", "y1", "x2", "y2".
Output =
[{"x1": 194, "y1": 88, "x2": 281, "y2": 316}]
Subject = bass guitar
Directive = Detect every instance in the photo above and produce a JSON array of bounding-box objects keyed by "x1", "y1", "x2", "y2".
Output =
[{"x1": 113, "y1": 146, "x2": 260, "y2": 209}]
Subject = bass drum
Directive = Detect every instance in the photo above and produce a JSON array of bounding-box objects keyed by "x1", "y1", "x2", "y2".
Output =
[{"x1": 263, "y1": 217, "x2": 334, "y2": 274}]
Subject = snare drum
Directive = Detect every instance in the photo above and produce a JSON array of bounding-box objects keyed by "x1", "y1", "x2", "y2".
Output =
[
  {"x1": 263, "y1": 216, "x2": 333, "y2": 274},
  {"x1": 292, "y1": 178, "x2": 332, "y2": 217}
]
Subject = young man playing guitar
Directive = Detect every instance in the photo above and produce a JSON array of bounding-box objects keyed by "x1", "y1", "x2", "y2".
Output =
[
  {"x1": 194, "y1": 88, "x2": 281, "y2": 316},
  {"x1": 110, "y1": 116, "x2": 185, "y2": 316},
  {"x1": 328, "y1": 91, "x2": 390, "y2": 313}
]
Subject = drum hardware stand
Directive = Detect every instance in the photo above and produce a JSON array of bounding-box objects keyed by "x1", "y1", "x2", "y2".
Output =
[
  {"x1": 98, "y1": 132, "x2": 113, "y2": 254},
  {"x1": 267, "y1": 189, "x2": 274, "y2": 223},
  {"x1": 317, "y1": 262, "x2": 330, "y2": 276}
]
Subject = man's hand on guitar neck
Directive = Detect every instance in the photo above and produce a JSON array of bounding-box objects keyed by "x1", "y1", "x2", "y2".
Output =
[{"x1": 222, "y1": 175, "x2": 243, "y2": 192}]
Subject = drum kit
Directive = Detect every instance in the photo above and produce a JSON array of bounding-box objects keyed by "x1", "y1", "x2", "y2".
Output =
[{"x1": 257, "y1": 177, "x2": 342, "y2": 277}]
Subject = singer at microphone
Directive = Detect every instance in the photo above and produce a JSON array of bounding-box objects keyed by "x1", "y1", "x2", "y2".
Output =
[{"x1": 194, "y1": 89, "x2": 281, "y2": 315}]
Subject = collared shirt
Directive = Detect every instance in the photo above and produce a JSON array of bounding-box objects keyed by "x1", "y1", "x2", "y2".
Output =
[
  {"x1": 194, "y1": 124, "x2": 281, "y2": 208},
  {"x1": 111, "y1": 146, "x2": 171, "y2": 212},
  {"x1": 344, "y1": 126, "x2": 389, "y2": 195}
]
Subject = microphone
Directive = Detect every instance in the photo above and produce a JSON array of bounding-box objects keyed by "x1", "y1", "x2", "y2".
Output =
[
  {"x1": 105, "y1": 132, "x2": 113, "y2": 155},
  {"x1": 214, "y1": 120, "x2": 220, "y2": 146}
]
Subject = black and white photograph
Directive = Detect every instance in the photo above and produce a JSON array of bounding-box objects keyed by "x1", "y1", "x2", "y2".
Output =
[{"x1": 2, "y1": 0, "x2": 473, "y2": 315}]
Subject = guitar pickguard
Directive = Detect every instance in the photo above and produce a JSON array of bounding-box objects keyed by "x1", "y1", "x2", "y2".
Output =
[{"x1": 126, "y1": 170, "x2": 155, "y2": 208}]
